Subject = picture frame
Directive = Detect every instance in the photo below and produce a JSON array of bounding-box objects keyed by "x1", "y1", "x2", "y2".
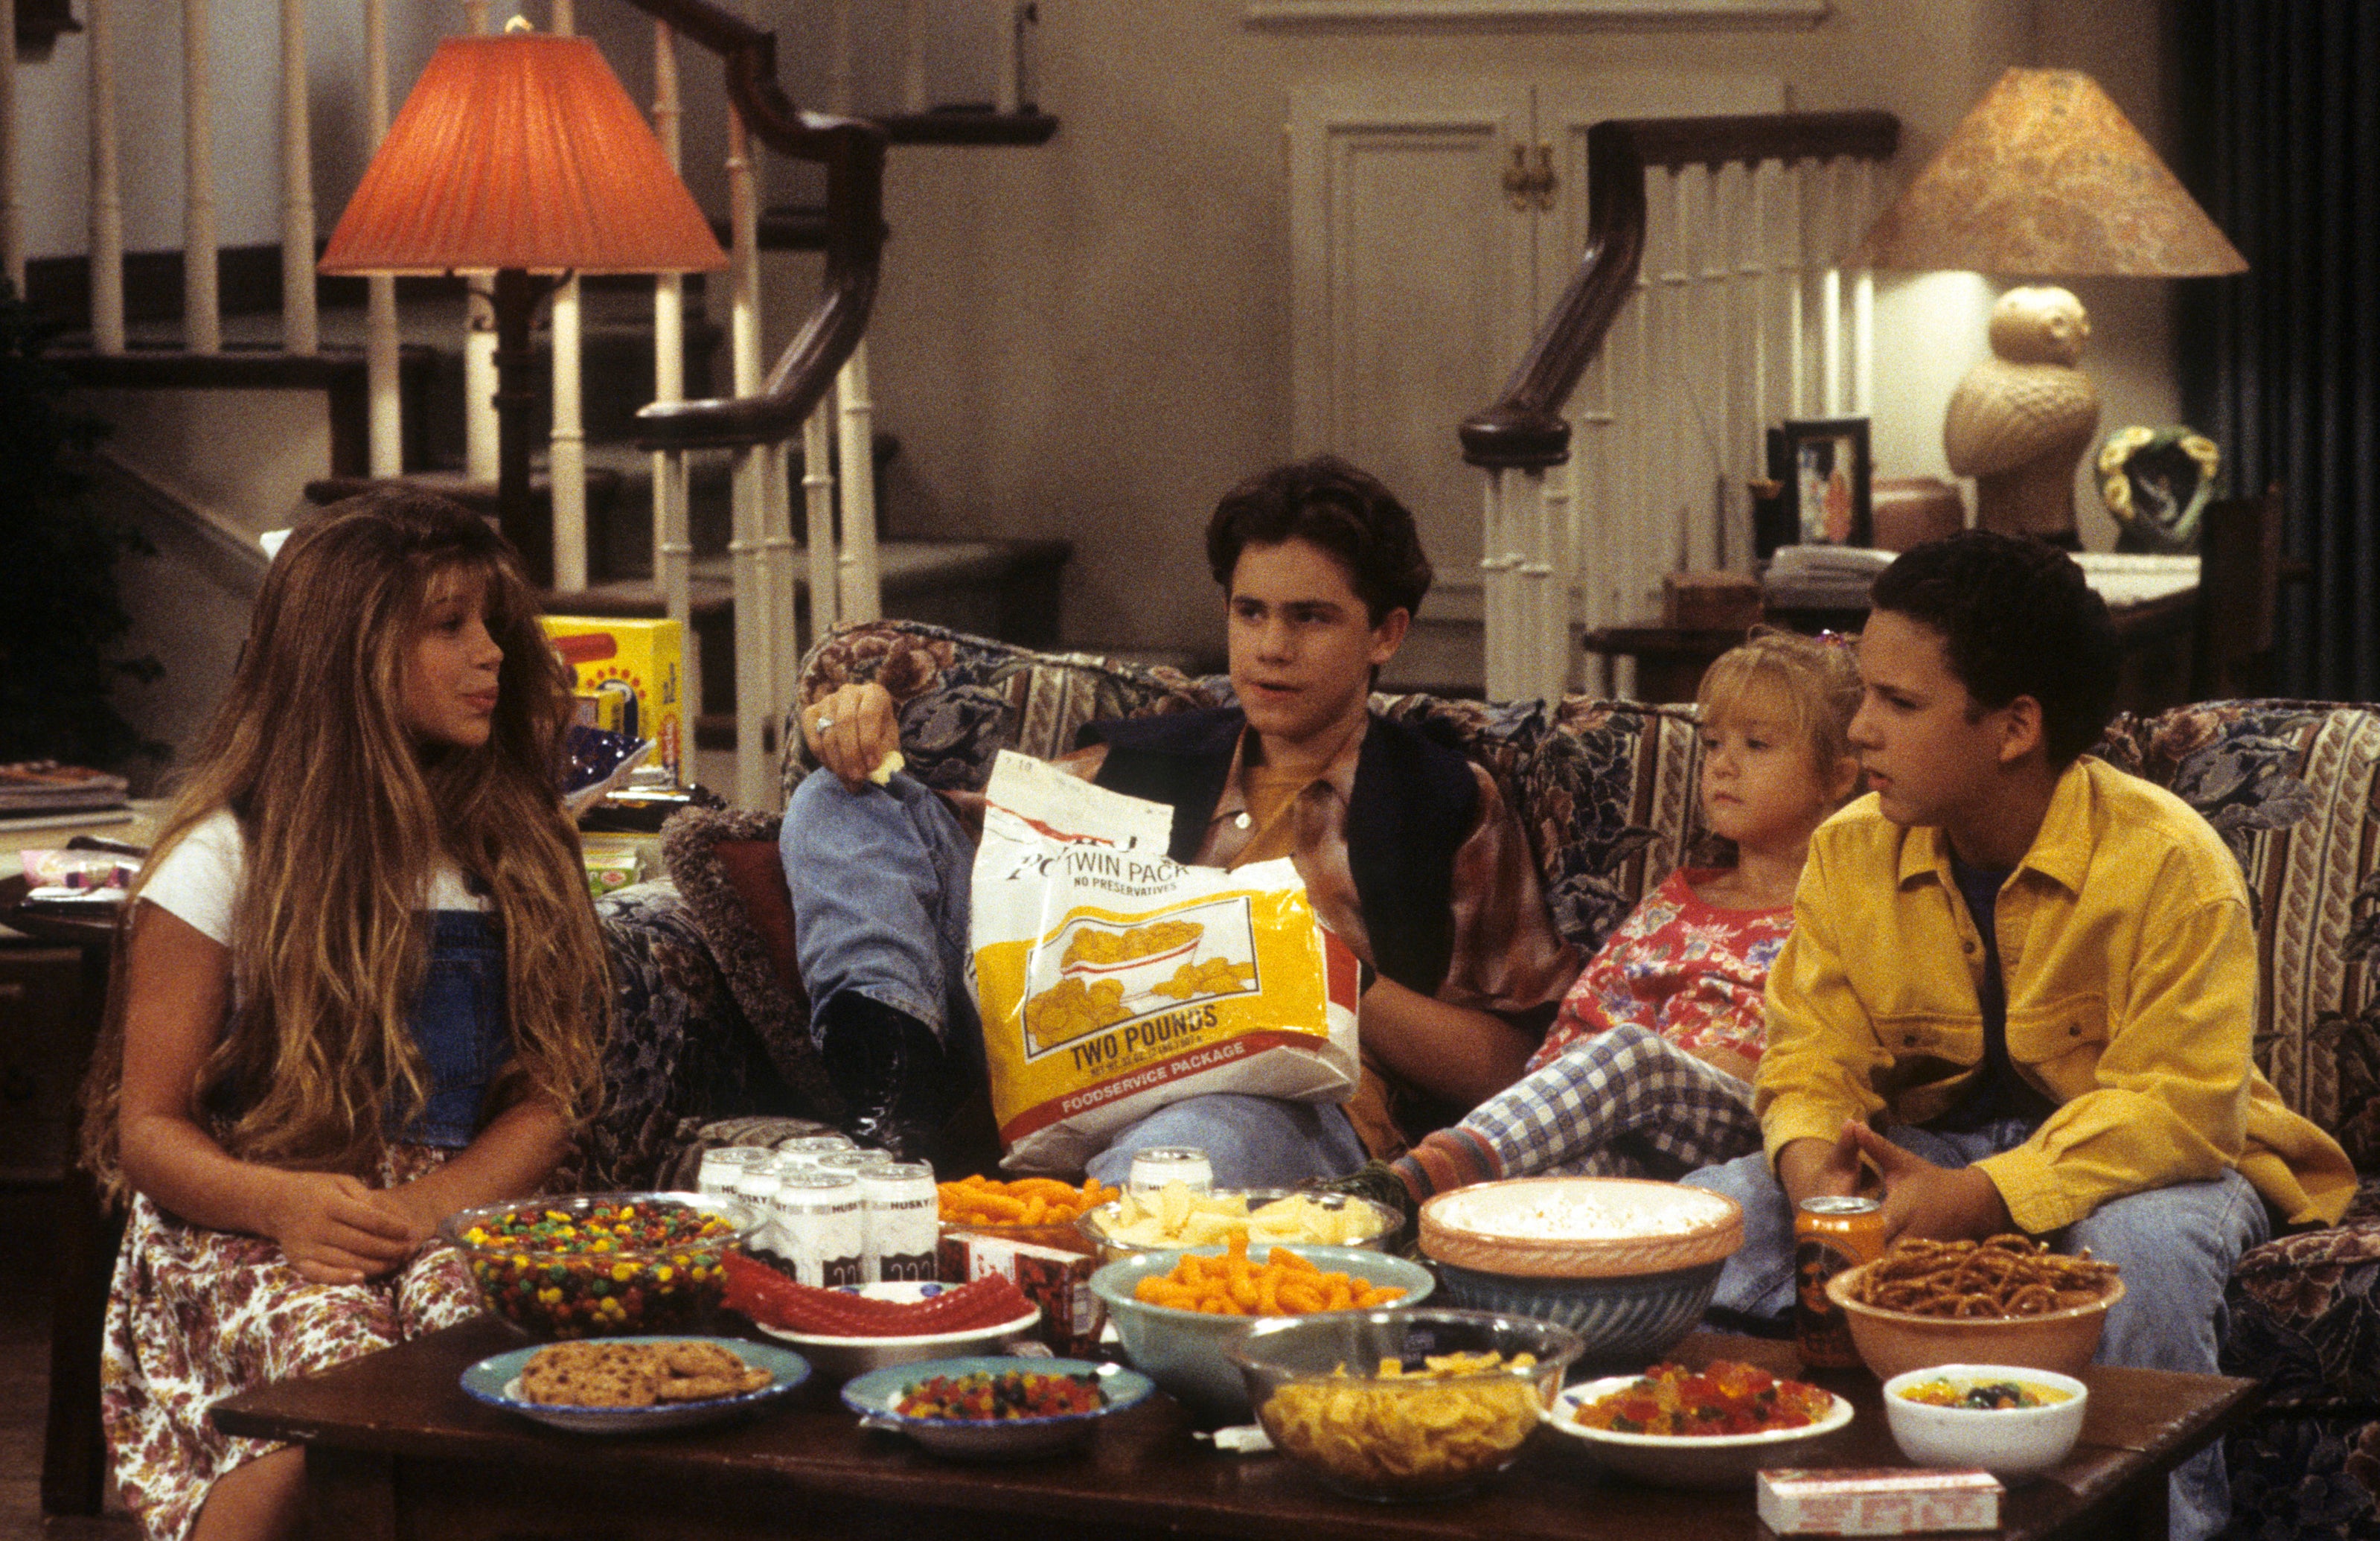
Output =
[{"x1": 1770, "y1": 418, "x2": 1872, "y2": 547}]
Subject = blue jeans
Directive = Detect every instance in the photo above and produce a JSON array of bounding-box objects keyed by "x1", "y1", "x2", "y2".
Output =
[
  {"x1": 781, "y1": 768, "x2": 1366, "y2": 1183},
  {"x1": 1683, "y1": 1120, "x2": 2271, "y2": 1541},
  {"x1": 395, "y1": 911, "x2": 511, "y2": 1148}
]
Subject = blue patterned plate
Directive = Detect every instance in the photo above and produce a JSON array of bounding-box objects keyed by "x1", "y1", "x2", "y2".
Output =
[
  {"x1": 841, "y1": 1356, "x2": 1152, "y2": 1459},
  {"x1": 461, "y1": 1335, "x2": 810, "y2": 1435}
]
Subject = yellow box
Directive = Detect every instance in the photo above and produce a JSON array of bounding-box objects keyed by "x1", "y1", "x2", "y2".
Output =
[{"x1": 540, "y1": 616, "x2": 684, "y2": 782}]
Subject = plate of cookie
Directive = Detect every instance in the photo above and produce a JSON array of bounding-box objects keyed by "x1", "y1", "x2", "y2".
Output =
[{"x1": 461, "y1": 1336, "x2": 811, "y2": 1434}]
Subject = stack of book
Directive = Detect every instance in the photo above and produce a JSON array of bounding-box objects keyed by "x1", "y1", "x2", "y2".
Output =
[{"x1": 0, "y1": 762, "x2": 134, "y2": 832}]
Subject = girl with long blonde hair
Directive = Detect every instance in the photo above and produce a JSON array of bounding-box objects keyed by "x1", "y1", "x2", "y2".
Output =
[{"x1": 81, "y1": 491, "x2": 610, "y2": 1541}]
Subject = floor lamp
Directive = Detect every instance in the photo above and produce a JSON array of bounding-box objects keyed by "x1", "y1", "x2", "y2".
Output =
[
  {"x1": 319, "y1": 27, "x2": 727, "y2": 587},
  {"x1": 1852, "y1": 69, "x2": 2245, "y2": 546}
]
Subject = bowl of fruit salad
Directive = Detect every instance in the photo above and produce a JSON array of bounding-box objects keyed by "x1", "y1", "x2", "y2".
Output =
[{"x1": 441, "y1": 1191, "x2": 757, "y2": 1341}]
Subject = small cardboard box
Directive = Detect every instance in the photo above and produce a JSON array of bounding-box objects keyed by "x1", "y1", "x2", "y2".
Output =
[
  {"x1": 540, "y1": 616, "x2": 684, "y2": 781},
  {"x1": 1756, "y1": 1467, "x2": 2002, "y2": 1535},
  {"x1": 1662, "y1": 570, "x2": 1765, "y2": 631},
  {"x1": 937, "y1": 1229, "x2": 1104, "y2": 1356}
]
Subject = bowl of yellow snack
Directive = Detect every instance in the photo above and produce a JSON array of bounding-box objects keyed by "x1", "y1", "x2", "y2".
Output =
[
  {"x1": 1227, "y1": 1308, "x2": 1584, "y2": 1500},
  {"x1": 1089, "y1": 1237, "x2": 1434, "y2": 1425},
  {"x1": 1075, "y1": 1184, "x2": 1397, "y2": 1264}
]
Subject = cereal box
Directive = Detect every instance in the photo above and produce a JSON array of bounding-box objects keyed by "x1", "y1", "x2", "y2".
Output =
[
  {"x1": 937, "y1": 1229, "x2": 1104, "y2": 1356},
  {"x1": 540, "y1": 616, "x2": 684, "y2": 781}
]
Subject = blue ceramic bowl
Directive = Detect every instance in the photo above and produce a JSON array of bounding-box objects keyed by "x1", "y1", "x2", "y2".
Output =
[
  {"x1": 1427, "y1": 1257, "x2": 1726, "y2": 1367},
  {"x1": 1089, "y1": 1245, "x2": 1436, "y2": 1425},
  {"x1": 841, "y1": 1356, "x2": 1153, "y2": 1459}
]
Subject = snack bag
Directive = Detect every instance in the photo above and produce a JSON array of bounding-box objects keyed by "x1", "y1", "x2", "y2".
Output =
[{"x1": 971, "y1": 750, "x2": 1360, "y2": 1173}]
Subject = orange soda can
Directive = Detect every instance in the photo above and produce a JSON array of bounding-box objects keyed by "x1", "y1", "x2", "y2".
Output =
[{"x1": 1794, "y1": 1195, "x2": 1884, "y2": 1369}]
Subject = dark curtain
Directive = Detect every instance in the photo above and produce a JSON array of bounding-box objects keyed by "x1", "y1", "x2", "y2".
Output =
[{"x1": 2175, "y1": 0, "x2": 2380, "y2": 702}]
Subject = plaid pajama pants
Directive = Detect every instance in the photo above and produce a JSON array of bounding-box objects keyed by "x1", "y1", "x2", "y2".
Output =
[{"x1": 1461, "y1": 1024, "x2": 1762, "y2": 1180}]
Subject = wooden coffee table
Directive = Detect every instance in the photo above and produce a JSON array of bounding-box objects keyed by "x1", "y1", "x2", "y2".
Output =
[{"x1": 214, "y1": 1318, "x2": 2257, "y2": 1541}]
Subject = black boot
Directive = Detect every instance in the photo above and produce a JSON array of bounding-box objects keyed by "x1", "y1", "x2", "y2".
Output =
[{"x1": 813, "y1": 992, "x2": 953, "y2": 1164}]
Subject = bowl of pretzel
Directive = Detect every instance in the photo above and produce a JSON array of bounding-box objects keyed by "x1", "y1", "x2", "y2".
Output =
[{"x1": 1824, "y1": 1234, "x2": 2125, "y2": 1382}]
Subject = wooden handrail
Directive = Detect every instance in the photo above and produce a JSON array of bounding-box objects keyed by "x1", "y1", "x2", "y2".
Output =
[
  {"x1": 617, "y1": 0, "x2": 887, "y2": 454},
  {"x1": 1459, "y1": 109, "x2": 1899, "y2": 472}
]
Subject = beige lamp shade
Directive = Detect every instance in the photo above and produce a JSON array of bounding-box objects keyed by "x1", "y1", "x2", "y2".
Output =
[
  {"x1": 1853, "y1": 68, "x2": 2245, "y2": 279},
  {"x1": 320, "y1": 34, "x2": 728, "y2": 277}
]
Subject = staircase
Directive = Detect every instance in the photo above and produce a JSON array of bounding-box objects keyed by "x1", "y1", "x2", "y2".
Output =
[{"x1": 13, "y1": 0, "x2": 1069, "y2": 807}]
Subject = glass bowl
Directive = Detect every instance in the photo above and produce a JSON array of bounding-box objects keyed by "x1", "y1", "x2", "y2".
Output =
[
  {"x1": 1073, "y1": 1187, "x2": 1395, "y2": 1263},
  {"x1": 439, "y1": 1190, "x2": 758, "y2": 1341},
  {"x1": 1227, "y1": 1308, "x2": 1583, "y2": 1501}
]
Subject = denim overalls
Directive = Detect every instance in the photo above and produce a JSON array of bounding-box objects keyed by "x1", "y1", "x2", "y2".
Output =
[{"x1": 399, "y1": 911, "x2": 511, "y2": 1147}]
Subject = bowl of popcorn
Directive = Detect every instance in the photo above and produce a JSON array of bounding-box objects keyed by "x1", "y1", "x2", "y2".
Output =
[
  {"x1": 1075, "y1": 1184, "x2": 1397, "y2": 1264},
  {"x1": 1089, "y1": 1237, "x2": 1435, "y2": 1425},
  {"x1": 1826, "y1": 1236, "x2": 2124, "y2": 1382},
  {"x1": 441, "y1": 1191, "x2": 757, "y2": 1341},
  {"x1": 1418, "y1": 1177, "x2": 1742, "y2": 1367},
  {"x1": 1226, "y1": 1308, "x2": 1584, "y2": 1501}
]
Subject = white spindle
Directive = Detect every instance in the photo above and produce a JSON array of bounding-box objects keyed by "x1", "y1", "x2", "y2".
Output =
[
  {"x1": 1715, "y1": 159, "x2": 1751, "y2": 569},
  {"x1": 1783, "y1": 162, "x2": 1808, "y2": 418},
  {"x1": 993, "y1": 0, "x2": 1020, "y2": 115},
  {"x1": 1479, "y1": 472, "x2": 1511, "y2": 700},
  {"x1": 462, "y1": 1, "x2": 497, "y2": 484},
  {"x1": 1849, "y1": 159, "x2": 1875, "y2": 416},
  {"x1": 0, "y1": 0, "x2": 19, "y2": 296},
  {"x1": 280, "y1": 0, "x2": 316, "y2": 353},
  {"x1": 549, "y1": 0, "x2": 572, "y2": 31},
  {"x1": 765, "y1": 441, "x2": 799, "y2": 748},
  {"x1": 1541, "y1": 462, "x2": 1575, "y2": 697},
  {"x1": 726, "y1": 103, "x2": 773, "y2": 808},
  {"x1": 1749, "y1": 159, "x2": 1781, "y2": 465},
  {"x1": 1815, "y1": 161, "x2": 1841, "y2": 418},
  {"x1": 364, "y1": 0, "x2": 400, "y2": 474},
  {"x1": 87, "y1": 0, "x2": 124, "y2": 354},
  {"x1": 829, "y1": 0, "x2": 854, "y2": 114},
  {"x1": 836, "y1": 341, "x2": 882, "y2": 623},
  {"x1": 181, "y1": 0, "x2": 219, "y2": 353},
  {"x1": 802, "y1": 400, "x2": 839, "y2": 647},
  {"x1": 650, "y1": 19, "x2": 696, "y2": 730},
  {"x1": 901, "y1": 0, "x2": 928, "y2": 114}
]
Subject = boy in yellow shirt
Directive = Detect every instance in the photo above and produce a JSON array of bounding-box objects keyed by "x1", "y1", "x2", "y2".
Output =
[{"x1": 1683, "y1": 532, "x2": 2352, "y2": 1541}]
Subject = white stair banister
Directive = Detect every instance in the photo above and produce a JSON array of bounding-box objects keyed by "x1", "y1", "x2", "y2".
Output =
[
  {"x1": 836, "y1": 339, "x2": 881, "y2": 625},
  {"x1": 87, "y1": 0, "x2": 124, "y2": 354},
  {"x1": 279, "y1": 0, "x2": 315, "y2": 354},
  {"x1": 803, "y1": 399, "x2": 839, "y2": 648},
  {"x1": 364, "y1": 0, "x2": 401, "y2": 475},
  {"x1": 182, "y1": 0, "x2": 219, "y2": 354}
]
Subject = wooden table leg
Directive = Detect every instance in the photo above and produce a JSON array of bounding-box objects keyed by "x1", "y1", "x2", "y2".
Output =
[{"x1": 304, "y1": 1446, "x2": 397, "y2": 1541}]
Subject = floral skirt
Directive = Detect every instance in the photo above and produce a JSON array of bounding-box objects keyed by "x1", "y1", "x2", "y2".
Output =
[{"x1": 100, "y1": 1146, "x2": 484, "y2": 1541}]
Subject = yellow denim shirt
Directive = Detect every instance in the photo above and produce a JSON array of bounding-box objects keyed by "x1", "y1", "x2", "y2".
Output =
[{"x1": 1757, "y1": 756, "x2": 2355, "y2": 1234}]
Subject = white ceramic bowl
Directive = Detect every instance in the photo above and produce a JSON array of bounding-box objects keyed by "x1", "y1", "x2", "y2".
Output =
[
  {"x1": 1881, "y1": 1364, "x2": 2090, "y2": 1478},
  {"x1": 1545, "y1": 1374, "x2": 1855, "y2": 1489},
  {"x1": 840, "y1": 1356, "x2": 1154, "y2": 1460},
  {"x1": 750, "y1": 1280, "x2": 1043, "y2": 1382}
]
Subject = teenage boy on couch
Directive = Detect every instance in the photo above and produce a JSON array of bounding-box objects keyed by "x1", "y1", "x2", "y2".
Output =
[
  {"x1": 781, "y1": 455, "x2": 1578, "y2": 1183},
  {"x1": 1682, "y1": 531, "x2": 2354, "y2": 1541}
]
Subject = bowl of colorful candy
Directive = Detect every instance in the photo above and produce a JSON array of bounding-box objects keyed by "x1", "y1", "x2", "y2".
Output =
[
  {"x1": 1227, "y1": 1308, "x2": 1583, "y2": 1501},
  {"x1": 840, "y1": 1356, "x2": 1156, "y2": 1460},
  {"x1": 1090, "y1": 1239, "x2": 1435, "y2": 1425},
  {"x1": 1545, "y1": 1358, "x2": 1855, "y2": 1488},
  {"x1": 1881, "y1": 1365, "x2": 2089, "y2": 1478},
  {"x1": 441, "y1": 1191, "x2": 758, "y2": 1340}
]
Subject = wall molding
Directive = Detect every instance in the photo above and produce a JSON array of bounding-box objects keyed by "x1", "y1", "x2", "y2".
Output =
[{"x1": 1245, "y1": 0, "x2": 1826, "y2": 29}]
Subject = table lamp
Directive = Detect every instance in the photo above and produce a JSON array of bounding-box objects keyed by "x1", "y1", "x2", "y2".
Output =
[
  {"x1": 1851, "y1": 68, "x2": 2245, "y2": 546},
  {"x1": 319, "y1": 25, "x2": 728, "y2": 587}
]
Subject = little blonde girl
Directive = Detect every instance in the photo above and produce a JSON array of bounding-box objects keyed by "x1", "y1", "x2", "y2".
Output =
[
  {"x1": 80, "y1": 492, "x2": 611, "y2": 1541},
  {"x1": 1338, "y1": 629, "x2": 1863, "y2": 1225}
]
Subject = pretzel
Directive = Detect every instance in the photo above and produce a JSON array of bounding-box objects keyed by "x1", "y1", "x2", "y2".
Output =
[{"x1": 1849, "y1": 1234, "x2": 2118, "y2": 1318}]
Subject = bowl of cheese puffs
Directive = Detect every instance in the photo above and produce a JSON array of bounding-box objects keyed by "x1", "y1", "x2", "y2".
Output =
[{"x1": 1228, "y1": 1309, "x2": 1584, "y2": 1501}]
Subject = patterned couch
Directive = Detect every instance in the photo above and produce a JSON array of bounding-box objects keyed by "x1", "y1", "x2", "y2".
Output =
[{"x1": 589, "y1": 619, "x2": 2380, "y2": 1541}]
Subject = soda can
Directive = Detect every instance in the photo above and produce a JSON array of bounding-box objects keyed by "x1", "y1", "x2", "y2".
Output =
[
  {"x1": 813, "y1": 1149, "x2": 895, "y2": 1180},
  {"x1": 1794, "y1": 1195, "x2": 1885, "y2": 1369},
  {"x1": 772, "y1": 1172, "x2": 866, "y2": 1288},
  {"x1": 859, "y1": 1162, "x2": 941, "y2": 1284},
  {"x1": 694, "y1": 1144, "x2": 775, "y2": 1196},
  {"x1": 1127, "y1": 1146, "x2": 1214, "y2": 1197}
]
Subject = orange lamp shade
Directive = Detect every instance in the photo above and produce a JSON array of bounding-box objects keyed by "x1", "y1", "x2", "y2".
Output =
[{"x1": 321, "y1": 34, "x2": 728, "y2": 277}]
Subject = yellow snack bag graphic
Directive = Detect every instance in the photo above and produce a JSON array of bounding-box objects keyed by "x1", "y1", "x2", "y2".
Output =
[{"x1": 970, "y1": 753, "x2": 1360, "y2": 1174}]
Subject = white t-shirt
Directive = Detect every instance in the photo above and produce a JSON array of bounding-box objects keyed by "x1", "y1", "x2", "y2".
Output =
[{"x1": 141, "y1": 808, "x2": 488, "y2": 943}]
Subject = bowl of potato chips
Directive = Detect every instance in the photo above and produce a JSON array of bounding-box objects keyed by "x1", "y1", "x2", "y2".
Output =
[
  {"x1": 1228, "y1": 1308, "x2": 1584, "y2": 1501},
  {"x1": 1075, "y1": 1184, "x2": 1396, "y2": 1264}
]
